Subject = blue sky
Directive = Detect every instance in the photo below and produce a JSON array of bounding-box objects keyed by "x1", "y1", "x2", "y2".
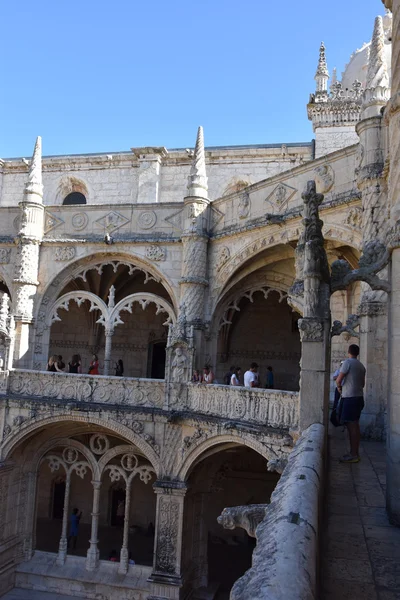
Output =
[{"x1": 0, "y1": 0, "x2": 383, "y2": 157}]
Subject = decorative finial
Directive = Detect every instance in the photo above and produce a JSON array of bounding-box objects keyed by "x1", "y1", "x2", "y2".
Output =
[
  {"x1": 366, "y1": 16, "x2": 389, "y2": 89},
  {"x1": 24, "y1": 136, "x2": 43, "y2": 200},
  {"x1": 314, "y1": 42, "x2": 329, "y2": 99},
  {"x1": 316, "y1": 42, "x2": 329, "y2": 78},
  {"x1": 330, "y1": 67, "x2": 337, "y2": 92},
  {"x1": 108, "y1": 285, "x2": 115, "y2": 308},
  {"x1": 186, "y1": 126, "x2": 208, "y2": 199}
]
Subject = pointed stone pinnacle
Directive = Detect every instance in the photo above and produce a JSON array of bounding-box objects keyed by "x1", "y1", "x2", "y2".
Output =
[
  {"x1": 366, "y1": 16, "x2": 389, "y2": 89},
  {"x1": 315, "y1": 42, "x2": 329, "y2": 79},
  {"x1": 187, "y1": 126, "x2": 208, "y2": 199},
  {"x1": 24, "y1": 136, "x2": 43, "y2": 199}
]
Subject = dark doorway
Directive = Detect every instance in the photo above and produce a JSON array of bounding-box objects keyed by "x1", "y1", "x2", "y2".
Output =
[
  {"x1": 111, "y1": 488, "x2": 126, "y2": 526},
  {"x1": 52, "y1": 480, "x2": 66, "y2": 519},
  {"x1": 149, "y1": 341, "x2": 166, "y2": 379}
]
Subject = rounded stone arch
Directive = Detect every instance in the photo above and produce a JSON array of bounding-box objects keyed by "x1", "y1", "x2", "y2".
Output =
[
  {"x1": 35, "y1": 250, "x2": 179, "y2": 322},
  {"x1": 53, "y1": 176, "x2": 91, "y2": 206},
  {"x1": 177, "y1": 433, "x2": 277, "y2": 482},
  {"x1": 34, "y1": 437, "x2": 100, "y2": 479},
  {"x1": 0, "y1": 414, "x2": 161, "y2": 475}
]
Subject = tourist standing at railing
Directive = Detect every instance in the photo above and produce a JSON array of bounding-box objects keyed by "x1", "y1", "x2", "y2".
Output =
[
  {"x1": 88, "y1": 354, "x2": 99, "y2": 375},
  {"x1": 224, "y1": 365, "x2": 235, "y2": 385},
  {"x1": 202, "y1": 365, "x2": 215, "y2": 384},
  {"x1": 115, "y1": 359, "x2": 124, "y2": 377},
  {"x1": 230, "y1": 367, "x2": 241, "y2": 386},
  {"x1": 265, "y1": 366, "x2": 274, "y2": 389},
  {"x1": 192, "y1": 369, "x2": 201, "y2": 383},
  {"x1": 46, "y1": 355, "x2": 64, "y2": 373},
  {"x1": 57, "y1": 355, "x2": 66, "y2": 371},
  {"x1": 244, "y1": 362, "x2": 259, "y2": 388},
  {"x1": 68, "y1": 354, "x2": 82, "y2": 374}
]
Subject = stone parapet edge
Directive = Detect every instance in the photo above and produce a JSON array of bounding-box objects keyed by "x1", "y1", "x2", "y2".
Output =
[{"x1": 230, "y1": 422, "x2": 325, "y2": 600}]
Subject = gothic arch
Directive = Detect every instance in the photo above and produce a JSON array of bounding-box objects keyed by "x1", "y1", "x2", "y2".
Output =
[
  {"x1": 46, "y1": 291, "x2": 109, "y2": 328},
  {"x1": 1, "y1": 414, "x2": 161, "y2": 474},
  {"x1": 36, "y1": 437, "x2": 99, "y2": 479},
  {"x1": 177, "y1": 433, "x2": 278, "y2": 481},
  {"x1": 109, "y1": 293, "x2": 176, "y2": 328}
]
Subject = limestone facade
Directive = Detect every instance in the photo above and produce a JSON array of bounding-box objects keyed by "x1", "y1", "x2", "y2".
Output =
[{"x1": 0, "y1": 7, "x2": 397, "y2": 599}]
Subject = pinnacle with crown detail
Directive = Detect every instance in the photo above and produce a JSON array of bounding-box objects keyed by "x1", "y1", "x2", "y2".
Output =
[
  {"x1": 366, "y1": 15, "x2": 389, "y2": 90},
  {"x1": 186, "y1": 126, "x2": 208, "y2": 200},
  {"x1": 24, "y1": 136, "x2": 43, "y2": 200}
]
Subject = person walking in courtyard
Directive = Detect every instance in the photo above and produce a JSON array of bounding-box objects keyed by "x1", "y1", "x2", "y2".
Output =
[
  {"x1": 230, "y1": 367, "x2": 241, "y2": 386},
  {"x1": 244, "y1": 363, "x2": 259, "y2": 388},
  {"x1": 88, "y1": 354, "x2": 99, "y2": 375},
  {"x1": 68, "y1": 354, "x2": 82, "y2": 374},
  {"x1": 265, "y1": 366, "x2": 274, "y2": 389},
  {"x1": 335, "y1": 344, "x2": 366, "y2": 463},
  {"x1": 67, "y1": 507, "x2": 82, "y2": 550}
]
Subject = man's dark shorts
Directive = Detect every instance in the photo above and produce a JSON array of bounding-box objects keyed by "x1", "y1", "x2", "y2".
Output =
[{"x1": 340, "y1": 396, "x2": 364, "y2": 423}]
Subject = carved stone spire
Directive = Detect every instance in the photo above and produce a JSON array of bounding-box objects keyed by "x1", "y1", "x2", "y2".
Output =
[
  {"x1": 186, "y1": 126, "x2": 208, "y2": 200},
  {"x1": 24, "y1": 136, "x2": 43, "y2": 201},
  {"x1": 330, "y1": 67, "x2": 337, "y2": 92},
  {"x1": 366, "y1": 16, "x2": 389, "y2": 90},
  {"x1": 314, "y1": 42, "x2": 329, "y2": 99}
]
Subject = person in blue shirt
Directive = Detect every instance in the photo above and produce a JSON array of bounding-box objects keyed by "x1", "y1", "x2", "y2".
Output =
[
  {"x1": 67, "y1": 507, "x2": 82, "y2": 550},
  {"x1": 265, "y1": 366, "x2": 274, "y2": 389}
]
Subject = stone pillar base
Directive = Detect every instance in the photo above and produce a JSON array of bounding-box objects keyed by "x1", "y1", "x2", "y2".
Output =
[{"x1": 147, "y1": 574, "x2": 183, "y2": 600}]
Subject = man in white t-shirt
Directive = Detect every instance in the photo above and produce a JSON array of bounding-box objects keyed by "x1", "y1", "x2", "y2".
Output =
[{"x1": 244, "y1": 362, "x2": 259, "y2": 388}]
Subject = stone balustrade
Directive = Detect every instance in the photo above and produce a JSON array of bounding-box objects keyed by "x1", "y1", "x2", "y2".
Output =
[{"x1": 5, "y1": 370, "x2": 299, "y2": 430}]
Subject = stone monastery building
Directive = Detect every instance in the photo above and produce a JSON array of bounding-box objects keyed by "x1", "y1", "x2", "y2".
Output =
[{"x1": 0, "y1": 3, "x2": 399, "y2": 599}]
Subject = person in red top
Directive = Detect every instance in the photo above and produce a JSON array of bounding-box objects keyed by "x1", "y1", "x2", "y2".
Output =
[{"x1": 88, "y1": 354, "x2": 99, "y2": 375}]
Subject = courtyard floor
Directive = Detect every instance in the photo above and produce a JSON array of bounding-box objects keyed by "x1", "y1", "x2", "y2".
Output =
[{"x1": 321, "y1": 427, "x2": 400, "y2": 599}]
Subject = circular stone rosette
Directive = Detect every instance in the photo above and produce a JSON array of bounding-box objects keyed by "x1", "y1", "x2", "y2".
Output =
[
  {"x1": 72, "y1": 212, "x2": 89, "y2": 231},
  {"x1": 138, "y1": 211, "x2": 157, "y2": 230}
]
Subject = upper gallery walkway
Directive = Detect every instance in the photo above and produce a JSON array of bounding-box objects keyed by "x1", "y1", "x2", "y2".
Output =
[
  {"x1": 321, "y1": 428, "x2": 400, "y2": 599},
  {"x1": 4, "y1": 369, "x2": 299, "y2": 431}
]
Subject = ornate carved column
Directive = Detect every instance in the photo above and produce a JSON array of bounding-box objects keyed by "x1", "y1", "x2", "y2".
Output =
[
  {"x1": 384, "y1": 0, "x2": 400, "y2": 523},
  {"x1": 57, "y1": 469, "x2": 72, "y2": 565},
  {"x1": 149, "y1": 481, "x2": 187, "y2": 600},
  {"x1": 12, "y1": 137, "x2": 44, "y2": 368},
  {"x1": 179, "y1": 127, "x2": 210, "y2": 367},
  {"x1": 291, "y1": 181, "x2": 331, "y2": 432},
  {"x1": 103, "y1": 328, "x2": 114, "y2": 376},
  {"x1": 86, "y1": 480, "x2": 102, "y2": 571}
]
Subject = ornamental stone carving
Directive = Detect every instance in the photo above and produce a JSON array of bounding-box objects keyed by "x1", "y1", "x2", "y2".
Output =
[
  {"x1": 298, "y1": 318, "x2": 324, "y2": 342},
  {"x1": 0, "y1": 249, "x2": 11, "y2": 264},
  {"x1": 14, "y1": 242, "x2": 39, "y2": 283},
  {"x1": 155, "y1": 495, "x2": 180, "y2": 574},
  {"x1": 71, "y1": 212, "x2": 88, "y2": 230},
  {"x1": 238, "y1": 191, "x2": 250, "y2": 219},
  {"x1": 55, "y1": 247, "x2": 76, "y2": 261},
  {"x1": 138, "y1": 211, "x2": 157, "y2": 229},
  {"x1": 95, "y1": 211, "x2": 129, "y2": 233},
  {"x1": 346, "y1": 206, "x2": 362, "y2": 228},
  {"x1": 145, "y1": 245, "x2": 166, "y2": 261},
  {"x1": 331, "y1": 314, "x2": 360, "y2": 338},
  {"x1": 266, "y1": 183, "x2": 296, "y2": 208},
  {"x1": 171, "y1": 347, "x2": 188, "y2": 383},
  {"x1": 216, "y1": 246, "x2": 230, "y2": 271},
  {"x1": 44, "y1": 211, "x2": 64, "y2": 234},
  {"x1": 314, "y1": 164, "x2": 334, "y2": 193},
  {"x1": 218, "y1": 505, "x2": 267, "y2": 538}
]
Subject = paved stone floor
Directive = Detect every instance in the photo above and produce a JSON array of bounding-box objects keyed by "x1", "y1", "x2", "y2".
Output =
[{"x1": 322, "y1": 427, "x2": 400, "y2": 599}]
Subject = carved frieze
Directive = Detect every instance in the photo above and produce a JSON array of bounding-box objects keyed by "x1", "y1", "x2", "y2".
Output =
[
  {"x1": 55, "y1": 247, "x2": 76, "y2": 261},
  {"x1": 145, "y1": 245, "x2": 166, "y2": 261},
  {"x1": 0, "y1": 249, "x2": 11, "y2": 264}
]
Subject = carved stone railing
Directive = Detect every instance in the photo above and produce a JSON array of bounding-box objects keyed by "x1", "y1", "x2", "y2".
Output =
[
  {"x1": 182, "y1": 383, "x2": 299, "y2": 429},
  {"x1": 6, "y1": 371, "x2": 299, "y2": 430},
  {"x1": 7, "y1": 370, "x2": 165, "y2": 409}
]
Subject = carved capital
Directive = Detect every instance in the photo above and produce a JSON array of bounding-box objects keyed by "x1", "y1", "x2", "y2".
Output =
[
  {"x1": 298, "y1": 318, "x2": 324, "y2": 342},
  {"x1": 358, "y1": 300, "x2": 387, "y2": 317}
]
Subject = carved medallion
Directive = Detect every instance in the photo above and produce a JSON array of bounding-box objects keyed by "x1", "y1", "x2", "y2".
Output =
[
  {"x1": 71, "y1": 212, "x2": 89, "y2": 231},
  {"x1": 145, "y1": 245, "x2": 166, "y2": 261},
  {"x1": 55, "y1": 247, "x2": 76, "y2": 261},
  {"x1": 138, "y1": 211, "x2": 157, "y2": 230},
  {"x1": 0, "y1": 249, "x2": 11, "y2": 264}
]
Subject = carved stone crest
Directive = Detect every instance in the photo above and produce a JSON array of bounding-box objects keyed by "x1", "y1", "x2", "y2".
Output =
[
  {"x1": 265, "y1": 183, "x2": 296, "y2": 209},
  {"x1": 313, "y1": 164, "x2": 334, "y2": 193},
  {"x1": 55, "y1": 247, "x2": 76, "y2": 261},
  {"x1": 145, "y1": 245, "x2": 166, "y2": 261},
  {"x1": 138, "y1": 211, "x2": 157, "y2": 230},
  {"x1": 95, "y1": 211, "x2": 130, "y2": 233}
]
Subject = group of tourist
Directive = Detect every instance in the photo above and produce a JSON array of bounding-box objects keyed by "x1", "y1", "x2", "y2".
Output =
[
  {"x1": 191, "y1": 363, "x2": 275, "y2": 389},
  {"x1": 46, "y1": 354, "x2": 124, "y2": 377}
]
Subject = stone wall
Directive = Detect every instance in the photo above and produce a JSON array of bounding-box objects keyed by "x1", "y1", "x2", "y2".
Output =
[{"x1": 228, "y1": 423, "x2": 325, "y2": 600}]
